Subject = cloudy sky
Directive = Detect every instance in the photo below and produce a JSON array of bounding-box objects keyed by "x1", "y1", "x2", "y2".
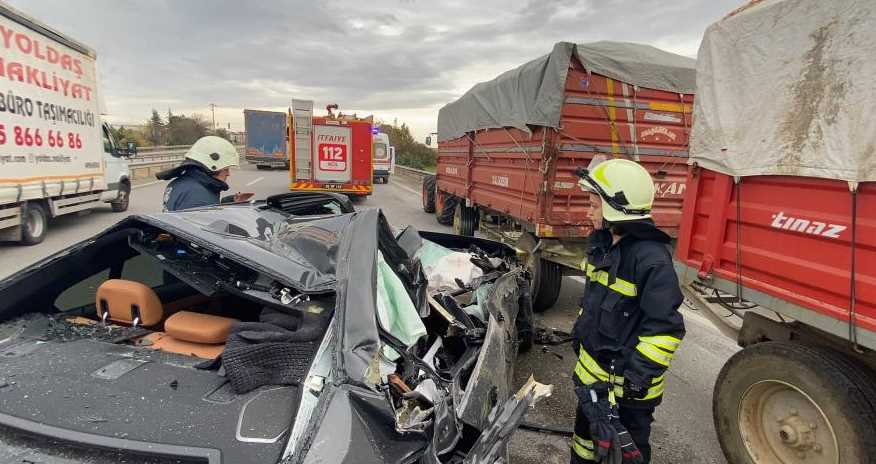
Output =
[{"x1": 8, "y1": 0, "x2": 740, "y2": 141}]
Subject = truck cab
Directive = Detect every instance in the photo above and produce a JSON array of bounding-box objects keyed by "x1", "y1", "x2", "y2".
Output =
[{"x1": 99, "y1": 123, "x2": 133, "y2": 209}]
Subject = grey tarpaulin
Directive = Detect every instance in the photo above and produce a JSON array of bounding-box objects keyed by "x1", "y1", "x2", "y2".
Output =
[
  {"x1": 437, "y1": 41, "x2": 696, "y2": 142},
  {"x1": 690, "y1": 0, "x2": 876, "y2": 182}
]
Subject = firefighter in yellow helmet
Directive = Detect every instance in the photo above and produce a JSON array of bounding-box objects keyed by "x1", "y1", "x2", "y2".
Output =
[{"x1": 570, "y1": 157, "x2": 685, "y2": 463}]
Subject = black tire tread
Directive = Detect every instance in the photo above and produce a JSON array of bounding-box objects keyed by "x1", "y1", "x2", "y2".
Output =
[
  {"x1": 713, "y1": 341, "x2": 876, "y2": 464},
  {"x1": 437, "y1": 194, "x2": 457, "y2": 225},
  {"x1": 21, "y1": 202, "x2": 48, "y2": 246},
  {"x1": 531, "y1": 258, "x2": 562, "y2": 312},
  {"x1": 422, "y1": 176, "x2": 436, "y2": 213},
  {"x1": 110, "y1": 182, "x2": 130, "y2": 212}
]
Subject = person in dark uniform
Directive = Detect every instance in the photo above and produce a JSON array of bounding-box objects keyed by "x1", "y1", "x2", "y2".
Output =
[
  {"x1": 570, "y1": 157, "x2": 686, "y2": 464},
  {"x1": 157, "y1": 136, "x2": 246, "y2": 211}
]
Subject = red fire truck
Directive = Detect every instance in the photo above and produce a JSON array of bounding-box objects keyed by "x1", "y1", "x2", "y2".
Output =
[{"x1": 287, "y1": 101, "x2": 373, "y2": 198}]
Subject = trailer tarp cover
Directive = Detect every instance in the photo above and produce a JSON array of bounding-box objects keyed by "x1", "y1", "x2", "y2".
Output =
[
  {"x1": 690, "y1": 0, "x2": 876, "y2": 182},
  {"x1": 437, "y1": 41, "x2": 696, "y2": 142}
]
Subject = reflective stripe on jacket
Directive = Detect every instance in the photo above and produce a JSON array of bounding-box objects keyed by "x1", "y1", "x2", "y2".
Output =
[{"x1": 571, "y1": 222, "x2": 685, "y2": 406}]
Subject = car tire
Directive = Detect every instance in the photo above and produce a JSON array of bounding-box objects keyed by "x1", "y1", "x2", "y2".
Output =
[
  {"x1": 436, "y1": 193, "x2": 457, "y2": 226},
  {"x1": 453, "y1": 203, "x2": 477, "y2": 237},
  {"x1": 422, "y1": 175, "x2": 436, "y2": 213},
  {"x1": 111, "y1": 181, "x2": 131, "y2": 212},
  {"x1": 516, "y1": 280, "x2": 536, "y2": 353},
  {"x1": 714, "y1": 341, "x2": 876, "y2": 464},
  {"x1": 21, "y1": 201, "x2": 48, "y2": 246},
  {"x1": 529, "y1": 255, "x2": 562, "y2": 313}
]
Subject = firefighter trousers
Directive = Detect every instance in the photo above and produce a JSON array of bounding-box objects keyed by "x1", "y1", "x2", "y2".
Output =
[{"x1": 570, "y1": 402, "x2": 655, "y2": 464}]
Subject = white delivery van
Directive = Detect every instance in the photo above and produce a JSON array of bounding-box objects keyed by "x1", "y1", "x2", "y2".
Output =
[{"x1": 0, "y1": 2, "x2": 133, "y2": 245}]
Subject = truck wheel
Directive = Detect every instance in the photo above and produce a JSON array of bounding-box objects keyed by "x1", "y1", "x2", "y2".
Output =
[
  {"x1": 714, "y1": 341, "x2": 876, "y2": 464},
  {"x1": 422, "y1": 176, "x2": 436, "y2": 213},
  {"x1": 528, "y1": 255, "x2": 562, "y2": 312},
  {"x1": 453, "y1": 203, "x2": 477, "y2": 237},
  {"x1": 111, "y1": 181, "x2": 131, "y2": 212},
  {"x1": 436, "y1": 193, "x2": 457, "y2": 226},
  {"x1": 21, "y1": 202, "x2": 48, "y2": 246}
]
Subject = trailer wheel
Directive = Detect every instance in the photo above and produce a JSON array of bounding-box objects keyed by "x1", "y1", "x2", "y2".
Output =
[
  {"x1": 21, "y1": 202, "x2": 48, "y2": 246},
  {"x1": 422, "y1": 176, "x2": 436, "y2": 213},
  {"x1": 714, "y1": 341, "x2": 876, "y2": 464},
  {"x1": 453, "y1": 203, "x2": 477, "y2": 237},
  {"x1": 111, "y1": 181, "x2": 131, "y2": 212},
  {"x1": 436, "y1": 193, "x2": 457, "y2": 226},
  {"x1": 528, "y1": 255, "x2": 562, "y2": 312}
]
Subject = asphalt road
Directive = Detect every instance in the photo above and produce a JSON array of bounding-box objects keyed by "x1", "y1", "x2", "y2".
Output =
[{"x1": 0, "y1": 165, "x2": 738, "y2": 463}]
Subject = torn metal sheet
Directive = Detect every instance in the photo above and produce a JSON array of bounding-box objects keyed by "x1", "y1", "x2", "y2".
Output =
[{"x1": 464, "y1": 377, "x2": 554, "y2": 463}]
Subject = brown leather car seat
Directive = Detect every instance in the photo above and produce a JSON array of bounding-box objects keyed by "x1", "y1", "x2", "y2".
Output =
[
  {"x1": 96, "y1": 279, "x2": 164, "y2": 327},
  {"x1": 141, "y1": 311, "x2": 239, "y2": 359},
  {"x1": 96, "y1": 280, "x2": 238, "y2": 359}
]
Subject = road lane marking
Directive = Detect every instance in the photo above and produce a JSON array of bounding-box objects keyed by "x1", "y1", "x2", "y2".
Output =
[
  {"x1": 133, "y1": 180, "x2": 164, "y2": 189},
  {"x1": 391, "y1": 180, "x2": 421, "y2": 197},
  {"x1": 246, "y1": 177, "x2": 264, "y2": 186}
]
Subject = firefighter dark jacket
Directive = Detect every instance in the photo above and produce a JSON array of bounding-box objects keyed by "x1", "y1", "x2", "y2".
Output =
[{"x1": 571, "y1": 220, "x2": 686, "y2": 407}]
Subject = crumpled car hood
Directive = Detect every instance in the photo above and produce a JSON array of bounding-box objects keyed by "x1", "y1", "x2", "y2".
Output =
[{"x1": 136, "y1": 206, "x2": 354, "y2": 294}]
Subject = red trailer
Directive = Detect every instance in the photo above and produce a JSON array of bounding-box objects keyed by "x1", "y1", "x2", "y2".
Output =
[
  {"x1": 423, "y1": 41, "x2": 695, "y2": 311},
  {"x1": 675, "y1": 1, "x2": 876, "y2": 462}
]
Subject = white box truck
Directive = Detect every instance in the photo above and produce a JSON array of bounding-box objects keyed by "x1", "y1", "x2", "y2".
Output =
[{"x1": 0, "y1": 2, "x2": 133, "y2": 245}]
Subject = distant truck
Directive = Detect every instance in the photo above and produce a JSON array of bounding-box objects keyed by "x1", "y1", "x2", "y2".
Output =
[
  {"x1": 287, "y1": 101, "x2": 373, "y2": 198},
  {"x1": 0, "y1": 2, "x2": 134, "y2": 245},
  {"x1": 423, "y1": 41, "x2": 695, "y2": 312},
  {"x1": 372, "y1": 131, "x2": 394, "y2": 184},
  {"x1": 243, "y1": 109, "x2": 288, "y2": 170}
]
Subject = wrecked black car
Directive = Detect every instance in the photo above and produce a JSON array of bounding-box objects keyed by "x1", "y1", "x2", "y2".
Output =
[{"x1": 0, "y1": 192, "x2": 550, "y2": 464}]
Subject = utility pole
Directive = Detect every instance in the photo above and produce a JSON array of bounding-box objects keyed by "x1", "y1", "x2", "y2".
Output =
[{"x1": 210, "y1": 103, "x2": 216, "y2": 131}]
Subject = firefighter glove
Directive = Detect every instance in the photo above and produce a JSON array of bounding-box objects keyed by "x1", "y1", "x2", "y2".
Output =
[{"x1": 576, "y1": 383, "x2": 621, "y2": 463}]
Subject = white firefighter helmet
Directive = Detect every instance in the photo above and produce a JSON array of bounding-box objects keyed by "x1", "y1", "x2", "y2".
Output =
[
  {"x1": 577, "y1": 156, "x2": 655, "y2": 223},
  {"x1": 184, "y1": 136, "x2": 239, "y2": 172}
]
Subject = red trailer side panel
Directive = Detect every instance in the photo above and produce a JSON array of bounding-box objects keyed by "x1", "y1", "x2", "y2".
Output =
[
  {"x1": 437, "y1": 56, "x2": 694, "y2": 238},
  {"x1": 676, "y1": 168, "x2": 876, "y2": 334}
]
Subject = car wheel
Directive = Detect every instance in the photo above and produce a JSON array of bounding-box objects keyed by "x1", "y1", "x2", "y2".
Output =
[
  {"x1": 422, "y1": 176, "x2": 436, "y2": 213},
  {"x1": 21, "y1": 201, "x2": 48, "y2": 246},
  {"x1": 111, "y1": 181, "x2": 131, "y2": 212}
]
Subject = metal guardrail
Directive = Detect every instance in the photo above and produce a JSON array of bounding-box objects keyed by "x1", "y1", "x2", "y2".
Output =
[
  {"x1": 129, "y1": 145, "x2": 244, "y2": 167},
  {"x1": 128, "y1": 145, "x2": 244, "y2": 182},
  {"x1": 394, "y1": 165, "x2": 434, "y2": 183}
]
